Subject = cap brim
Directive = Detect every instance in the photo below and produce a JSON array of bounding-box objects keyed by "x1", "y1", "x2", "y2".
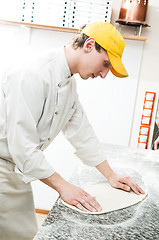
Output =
[{"x1": 107, "y1": 51, "x2": 128, "y2": 78}]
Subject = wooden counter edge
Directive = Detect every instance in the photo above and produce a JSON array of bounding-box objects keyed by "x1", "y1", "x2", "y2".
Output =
[{"x1": 35, "y1": 208, "x2": 50, "y2": 215}]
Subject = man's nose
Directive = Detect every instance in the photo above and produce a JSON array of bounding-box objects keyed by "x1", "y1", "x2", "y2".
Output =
[{"x1": 100, "y1": 68, "x2": 110, "y2": 79}]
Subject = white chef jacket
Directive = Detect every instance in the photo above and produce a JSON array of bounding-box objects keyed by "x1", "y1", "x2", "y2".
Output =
[{"x1": 0, "y1": 46, "x2": 106, "y2": 183}]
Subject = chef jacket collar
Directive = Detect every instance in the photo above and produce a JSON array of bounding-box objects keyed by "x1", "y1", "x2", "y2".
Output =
[{"x1": 56, "y1": 46, "x2": 73, "y2": 87}]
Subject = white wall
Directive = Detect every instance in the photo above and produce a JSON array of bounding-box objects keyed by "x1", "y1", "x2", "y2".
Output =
[
  {"x1": 110, "y1": 0, "x2": 159, "y2": 147},
  {"x1": 75, "y1": 39, "x2": 144, "y2": 146},
  {"x1": 129, "y1": 0, "x2": 159, "y2": 147}
]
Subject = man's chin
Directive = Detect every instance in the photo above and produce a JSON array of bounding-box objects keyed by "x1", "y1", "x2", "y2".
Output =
[{"x1": 79, "y1": 74, "x2": 90, "y2": 80}]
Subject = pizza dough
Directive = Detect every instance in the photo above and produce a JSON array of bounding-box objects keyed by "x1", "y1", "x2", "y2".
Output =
[{"x1": 61, "y1": 183, "x2": 147, "y2": 214}]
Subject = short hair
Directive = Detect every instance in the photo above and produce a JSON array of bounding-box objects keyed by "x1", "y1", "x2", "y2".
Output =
[{"x1": 71, "y1": 25, "x2": 106, "y2": 53}]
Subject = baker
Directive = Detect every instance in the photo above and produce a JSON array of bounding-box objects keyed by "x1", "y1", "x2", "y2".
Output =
[{"x1": 0, "y1": 21, "x2": 145, "y2": 239}]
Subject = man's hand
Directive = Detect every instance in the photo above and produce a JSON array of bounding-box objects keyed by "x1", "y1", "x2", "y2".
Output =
[
  {"x1": 60, "y1": 182, "x2": 102, "y2": 212},
  {"x1": 154, "y1": 136, "x2": 159, "y2": 150},
  {"x1": 107, "y1": 172, "x2": 145, "y2": 195},
  {"x1": 40, "y1": 172, "x2": 102, "y2": 213},
  {"x1": 96, "y1": 160, "x2": 145, "y2": 195}
]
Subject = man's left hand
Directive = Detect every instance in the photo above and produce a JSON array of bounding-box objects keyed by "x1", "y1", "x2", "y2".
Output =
[{"x1": 108, "y1": 173, "x2": 145, "y2": 195}]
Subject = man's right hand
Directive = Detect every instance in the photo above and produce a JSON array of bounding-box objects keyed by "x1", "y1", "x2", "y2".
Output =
[
  {"x1": 60, "y1": 182, "x2": 102, "y2": 212},
  {"x1": 40, "y1": 172, "x2": 102, "y2": 213}
]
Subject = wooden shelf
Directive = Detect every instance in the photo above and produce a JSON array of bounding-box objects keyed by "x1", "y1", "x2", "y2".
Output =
[
  {"x1": 122, "y1": 34, "x2": 147, "y2": 41},
  {"x1": 0, "y1": 20, "x2": 147, "y2": 41},
  {"x1": 0, "y1": 20, "x2": 81, "y2": 33}
]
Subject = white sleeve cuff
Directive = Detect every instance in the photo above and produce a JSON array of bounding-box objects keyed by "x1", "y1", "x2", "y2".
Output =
[
  {"x1": 22, "y1": 168, "x2": 55, "y2": 184},
  {"x1": 75, "y1": 143, "x2": 106, "y2": 167},
  {"x1": 15, "y1": 151, "x2": 56, "y2": 183}
]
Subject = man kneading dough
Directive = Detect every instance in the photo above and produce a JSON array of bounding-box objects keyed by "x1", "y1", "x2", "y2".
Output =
[{"x1": 0, "y1": 21, "x2": 145, "y2": 240}]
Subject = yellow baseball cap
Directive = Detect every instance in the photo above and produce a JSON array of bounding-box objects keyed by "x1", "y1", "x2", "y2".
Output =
[{"x1": 82, "y1": 21, "x2": 128, "y2": 78}]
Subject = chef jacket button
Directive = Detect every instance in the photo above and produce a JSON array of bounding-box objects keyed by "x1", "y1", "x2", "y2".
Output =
[
  {"x1": 55, "y1": 111, "x2": 58, "y2": 115},
  {"x1": 58, "y1": 83, "x2": 61, "y2": 87},
  {"x1": 48, "y1": 138, "x2": 51, "y2": 141},
  {"x1": 72, "y1": 103, "x2": 75, "y2": 108}
]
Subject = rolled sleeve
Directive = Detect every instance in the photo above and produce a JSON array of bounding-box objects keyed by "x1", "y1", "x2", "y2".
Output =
[
  {"x1": 63, "y1": 97, "x2": 106, "y2": 167},
  {"x1": 3, "y1": 69, "x2": 55, "y2": 183}
]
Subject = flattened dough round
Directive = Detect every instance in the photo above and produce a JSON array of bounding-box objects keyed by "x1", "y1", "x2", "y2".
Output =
[{"x1": 61, "y1": 183, "x2": 147, "y2": 214}]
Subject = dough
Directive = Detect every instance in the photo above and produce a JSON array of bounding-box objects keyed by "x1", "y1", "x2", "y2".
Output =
[{"x1": 61, "y1": 183, "x2": 147, "y2": 214}]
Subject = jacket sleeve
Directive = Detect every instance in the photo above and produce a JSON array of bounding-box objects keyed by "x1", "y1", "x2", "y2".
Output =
[
  {"x1": 2, "y1": 68, "x2": 55, "y2": 183},
  {"x1": 62, "y1": 95, "x2": 106, "y2": 167}
]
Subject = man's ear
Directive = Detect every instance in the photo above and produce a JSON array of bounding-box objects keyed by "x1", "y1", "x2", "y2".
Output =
[{"x1": 83, "y1": 37, "x2": 96, "y2": 53}]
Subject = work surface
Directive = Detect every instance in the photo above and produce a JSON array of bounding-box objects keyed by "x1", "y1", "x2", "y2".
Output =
[{"x1": 34, "y1": 144, "x2": 159, "y2": 240}]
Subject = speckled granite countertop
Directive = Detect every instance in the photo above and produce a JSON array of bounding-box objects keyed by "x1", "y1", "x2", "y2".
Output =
[{"x1": 34, "y1": 144, "x2": 159, "y2": 240}]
